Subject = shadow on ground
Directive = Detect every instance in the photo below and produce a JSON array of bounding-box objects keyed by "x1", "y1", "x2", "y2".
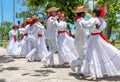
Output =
[
  {"x1": 0, "y1": 79, "x2": 6, "y2": 82},
  {"x1": 3, "y1": 67, "x2": 19, "y2": 71},
  {"x1": 0, "y1": 54, "x2": 14, "y2": 63},
  {"x1": 0, "y1": 66, "x2": 19, "y2": 73},
  {"x1": 22, "y1": 69, "x2": 55, "y2": 77},
  {"x1": 41, "y1": 65, "x2": 70, "y2": 69},
  {"x1": 98, "y1": 75, "x2": 120, "y2": 81},
  {"x1": 69, "y1": 72, "x2": 86, "y2": 80},
  {"x1": 69, "y1": 72, "x2": 120, "y2": 81}
]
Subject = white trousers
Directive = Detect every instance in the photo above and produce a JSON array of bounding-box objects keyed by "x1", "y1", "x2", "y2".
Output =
[{"x1": 26, "y1": 38, "x2": 38, "y2": 60}]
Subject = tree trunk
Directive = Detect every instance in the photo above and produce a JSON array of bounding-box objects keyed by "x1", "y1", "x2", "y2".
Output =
[
  {"x1": 118, "y1": 33, "x2": 120, "y2": 39},
  {"x1": 106, "y1": 26, "x2": 112, "y2": 39}
]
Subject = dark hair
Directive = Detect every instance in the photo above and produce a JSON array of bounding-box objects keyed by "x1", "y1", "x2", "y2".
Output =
[
  {"x1": 76, "y1": 12, "x2": 85, "y2": 17},
  {"x1": 93, "y1": 9, "x2": 101, "y2": 17}
]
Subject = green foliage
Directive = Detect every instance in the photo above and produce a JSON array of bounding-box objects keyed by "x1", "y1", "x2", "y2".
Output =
[
  {"x1": 108, "y1": 2, "x2": 120, "y2": 28},
  {"x1": 26, "y1": 0, "x2": 89, "y2": 24},
  {"x1": 0, "y1": 26, "x2": 11, "y2": 40},
  {"x1": 16, "y1": 7, "x2": 41, "y2": 20},
  {"x1": 94, "y1": 0, "x2": 120, "y2": 39},
  {"x1": 1, "y1": 21, "x2": 12, "y2": 28},
  {"x1": 25, "y1": 0, "x2": 89, "y2": 33}
]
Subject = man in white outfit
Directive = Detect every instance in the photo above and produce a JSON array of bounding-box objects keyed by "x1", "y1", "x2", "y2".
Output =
[
  {"x1": 70, "y1": 6, "x2": 100, "y2": 75},
  {"x1": 41, "y1": 7, "x2": 64, "y2": 66},
  {"x1": 26, "y1": 15, "x2": 43, "y2": 61},
  {"x1": 70, "y1": 6, "x2": 91, "y2": 74}
]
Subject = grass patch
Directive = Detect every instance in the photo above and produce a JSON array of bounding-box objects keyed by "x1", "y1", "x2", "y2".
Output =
[{"x1": 0, "y1": 40, "x2": 8, "y2": 48}]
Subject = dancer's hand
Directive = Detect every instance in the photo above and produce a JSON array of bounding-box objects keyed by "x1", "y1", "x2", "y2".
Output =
[{"x1": 96, "y1": 24, "x2": 100, "y2": 29}]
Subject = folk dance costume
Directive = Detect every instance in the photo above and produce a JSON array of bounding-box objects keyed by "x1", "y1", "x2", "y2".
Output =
[
  {"x1": 26, "y1": 15, "x2": 48, "y2": 61},
  {"x1": 79, "y1": 8, "x2": 120, "y2": 80},
  {"x1": 41, "y1": 7, "x2": 61, "y2": 66},
  {"x1": 56, "y1": 12, "x2": 78, "y2": 65},
  {"x1": 7, "y1": 25, "x2": 18, "y2": 55},
  {"x1": 70, "y1": 6, "x2": 90, "y2": 73},
  {"x1": 12, "y1": 22, "x2": 30, "y2": 57},
  {"x1": 37, "y1": 22, "x2": 48, "y2": 60}
]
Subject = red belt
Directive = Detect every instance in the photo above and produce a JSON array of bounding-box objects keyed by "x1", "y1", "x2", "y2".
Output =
[
  {"x1": 13, "y1": 35, "x2": 17, "y2": 42},
  {"x1": 91, "y1": 32, "x2": 109, "y2": 43},
  {"x1": 58, "y1": 30, "x2": 71, "y2": 37},
  {"x1": 38, "y1": 34, "x2": 42, "y2": 37},
  {"x1": 24, "y1": 33, "x2": 28, "y2": 36}
]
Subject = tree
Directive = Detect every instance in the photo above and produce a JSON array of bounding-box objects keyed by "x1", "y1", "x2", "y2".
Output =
[
  {"x1": 0, "y1": 26, "x2": 11, "y2": 40},
  {"x1": 94, "y1": 0, "x2": 120, "y2": 39},
  {"x1": 26, "y1": 0, "x2": 90, "y2": 23},
  {"x1": 16, "y1": 6, "x2": 44, "y2": 21},
  {"x1": 25, "y1": 0, "x2": 90, "y2": 35},
  {"x1": 2, "y1": 21, "x2": 12, "y2": 28}
]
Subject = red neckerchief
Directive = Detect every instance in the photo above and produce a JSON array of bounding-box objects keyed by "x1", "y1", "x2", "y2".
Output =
[
  {"x1": 29, "y1": 20, "x2": 35, "y2": 26},
  {"x1": 76, "y1": 16, "x2": 83, "y2": 21},
  {"x1": 47, "y1": 14, "x2": 53, "y2": 18}
]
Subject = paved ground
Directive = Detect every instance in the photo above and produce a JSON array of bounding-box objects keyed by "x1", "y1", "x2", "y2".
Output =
[{"x1": 0, "y1": 47, "x2": 120, "y2": 82}]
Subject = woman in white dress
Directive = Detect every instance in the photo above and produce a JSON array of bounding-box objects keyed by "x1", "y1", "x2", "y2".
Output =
[
  {"x1": 56, "y1": 12, "x2": 78, "y2": 65},
  {"x1": 26, "y1": 15, "x2": 48, "y2": 61},
  {"x1": 80, "y1": 9, "x2": 120, "y2": 80},
  {"x1": 12, "y1": 18, "x2": 31, "y2": 57},
  {"x1": 70, "y1": 6, "x2": 98, "y2": 74},
  {"x1": 7, "y1": 25, "x2": 18, "y2": 54},
  {"x1": 36, "y1": 22, "x2": 48, "y2": 60},
  {"x1": 41, "y1": 12, "x2": 78, "y2": 66}
]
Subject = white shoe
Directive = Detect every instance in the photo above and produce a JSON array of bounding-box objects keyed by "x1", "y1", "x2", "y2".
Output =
[
  {"x1": 41, "y1": 59, "x2": 48, "y2": 67},
  {"x1": 86, "y1": 75, "x2": 96, "y2": 80},
  {"x1": 27, "y1": 58, "x2": 33, "y2": 62}
]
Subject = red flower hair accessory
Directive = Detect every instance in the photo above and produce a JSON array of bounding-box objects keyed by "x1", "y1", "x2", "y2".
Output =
[
  {"x1": 99, "y1": 6, "x2": 105, "y2": 17},
  {"x1": 21, "y1": 23, "x2": 25, "y2": 28},
  {"x1": 12, "y1": 25, "x2": 17, "y2": 29},
  {"x1": 58, "y1": 12, "x2": 65, "y2": 17}
]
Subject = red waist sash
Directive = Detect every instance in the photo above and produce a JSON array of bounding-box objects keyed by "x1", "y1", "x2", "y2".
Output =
[
  {"x1": 58, "y1": 30, "x2": 71, "y2": 37},
  {"x1": 91, "y1": 32, "x2": 109, "y2": 43},
  {"x1": 24, "y1": 33, "x2": 28, "y2": 36},
  {"x1": 13, "y1": 35, "x2": 17, "y2": 42},
  {"x1": 38, "y1": 34, "x2": 42, "y2": 37}
]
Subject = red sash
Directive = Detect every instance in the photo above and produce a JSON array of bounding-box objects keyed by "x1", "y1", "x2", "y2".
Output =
[
  {"x1": 24, "y1": 33, "x2": 28, "y2": 36},
  {"x1": 91, "y1": 32, "x2": 109, "y2": 43},
  {"x1": 13, "y1": 35, "x2": 17, "y2": 42},
  {"x1": 38, "y1": 34, "x2": 42, "y2": 37},
  {"x1": 58, "y1": 30, "x2": 71, "y2": 37}
]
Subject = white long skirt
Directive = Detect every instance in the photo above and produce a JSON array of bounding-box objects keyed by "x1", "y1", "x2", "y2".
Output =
[
  {"x1": 26, "y1": 37, "x2": 48, "y2": 61},
  {"x1": 12, "y1": 36, "x2": 29, "y2": 57},
  {"x1": 81, "y1": 35, "x2": 120, "y2": 78},
  {"x1": 7, "y1": 39, "x2": 18, "y2": 54},
  {"x1": 58, "y1": 32, "x2": 78, "y2": 64},
  {"x1": 37, "y1": 37, "x2": 48, "y2": 60}
]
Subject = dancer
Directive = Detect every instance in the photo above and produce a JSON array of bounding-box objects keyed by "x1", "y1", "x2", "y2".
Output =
[
  {"x1": 55, "y1": 12, "x2": 78, "y2": 66},
  {"x1": 7, "y1": 25, "x2": 18, "y2": 54},
  {"x1": 12, "y1": 18, "x2": 31, "y2": 57},
  {"x1": 26, "y1": 15, "x2": 48, "y2": 61},
  {"x1": 41, "y1": 7, "x2": 60, "y2": 66},
  {"x1": 80, "y1": 8, "x2": 120, "y2": 80},
  {"x1": 70, "y1": 6, "x2": 89, "y2": 74},
  {"x1": 70, "y1": 6, "x2": 100, "y2": 74}
]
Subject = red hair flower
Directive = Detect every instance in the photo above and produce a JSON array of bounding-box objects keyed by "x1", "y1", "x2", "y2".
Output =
[{"x1": 99, "y1": 6, "x2": 105, "y2": 17}]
